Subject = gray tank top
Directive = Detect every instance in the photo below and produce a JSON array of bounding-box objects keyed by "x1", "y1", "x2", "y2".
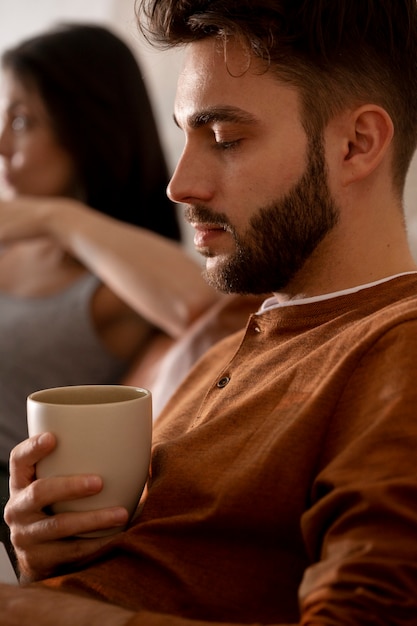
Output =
[{"x1": 0, "y1": 274, "x2": 127, "y2": 464}]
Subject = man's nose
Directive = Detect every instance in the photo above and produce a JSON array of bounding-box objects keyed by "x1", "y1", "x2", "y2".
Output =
[{"x1": 167, "y1": 144, "x2": 215, "y2": 205}]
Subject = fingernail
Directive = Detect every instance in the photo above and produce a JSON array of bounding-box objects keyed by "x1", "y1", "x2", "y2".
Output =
[
  {"x1": 111, "y1": 508, "x2": 129, "y2": 524},
  {"x1": 38, "y1": 432, "x2": 52, "y2": 447},
  {"x1": 84, "y1": 476, "x2": 102, "y2": 492}
]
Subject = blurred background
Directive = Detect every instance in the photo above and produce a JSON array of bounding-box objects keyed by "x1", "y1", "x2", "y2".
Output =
[{"x1": 1, "y1": 0, "x2": 417, "y2": 258}]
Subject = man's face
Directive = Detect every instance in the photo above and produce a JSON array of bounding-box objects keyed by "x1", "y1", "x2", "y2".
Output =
[{"x1": 168, "y1": 39, "x2": 339, "y2": 295}]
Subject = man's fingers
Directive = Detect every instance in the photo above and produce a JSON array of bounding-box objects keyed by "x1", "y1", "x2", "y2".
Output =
[
  {"x1": 12, "y1": 508, "x2": 129, "y2": 583},
  {"x1": 19, "y1": 507, "x2": 129, "y2": 543},
  {"x1": 5, "y1": 474, "x2": 104, "y2": 525},
  {"x1": 8, "y1": 434, "x2": 56, "y2": 490}
]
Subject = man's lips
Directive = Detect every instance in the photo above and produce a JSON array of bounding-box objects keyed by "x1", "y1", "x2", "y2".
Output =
[{"x1": 191, "y1": 223, "x2": 227, "y2": 249}]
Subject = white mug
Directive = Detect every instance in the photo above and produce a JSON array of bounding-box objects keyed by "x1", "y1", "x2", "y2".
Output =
[{"x1": 27, "y1": 384, "x2": 152, "y2": 537}]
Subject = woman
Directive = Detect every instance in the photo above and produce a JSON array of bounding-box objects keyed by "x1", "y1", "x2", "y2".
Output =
[{"x1": 0, "y1": 23, "x2": 218, "y2": 528}]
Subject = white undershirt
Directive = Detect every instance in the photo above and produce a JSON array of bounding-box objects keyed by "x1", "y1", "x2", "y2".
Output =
[{"x1": 258, "y1": 271, "x2": 417, "y2": 314}]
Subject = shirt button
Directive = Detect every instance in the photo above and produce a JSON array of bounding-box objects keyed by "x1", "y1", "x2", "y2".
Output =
[{"x1": 217, "y1": 376, "x2": 230, "y2": 388}]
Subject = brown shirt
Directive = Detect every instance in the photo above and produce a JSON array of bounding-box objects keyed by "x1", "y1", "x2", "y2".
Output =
[{"x1": 46, "y1": 274, "x2": 417, "y2": 625}]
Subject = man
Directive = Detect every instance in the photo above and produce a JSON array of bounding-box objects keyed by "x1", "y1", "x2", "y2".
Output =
[{"x1": 2, "y1": 1, "x2": 417, "y2": 624}]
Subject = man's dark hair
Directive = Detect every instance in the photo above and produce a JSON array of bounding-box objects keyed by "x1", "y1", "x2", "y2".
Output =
[{"x1": 136, "y1": 0, "x2": 417, "y2": 194}]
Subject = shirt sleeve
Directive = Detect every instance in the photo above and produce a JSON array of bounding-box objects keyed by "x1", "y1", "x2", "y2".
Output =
[{"x1": 299, "y1": 321, "x2": 417, "y2": 623}]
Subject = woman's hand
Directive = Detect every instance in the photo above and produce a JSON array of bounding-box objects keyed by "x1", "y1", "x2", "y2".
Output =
[
  {"x1": 0, "y1": 195, "x2": 220, "y2": 338},
  {"x1": 4, "y1": 433, "x2": 129, "y2": 583},
  {"x1": 0, "y1": 197, "x2": 56, "y2": 242}
]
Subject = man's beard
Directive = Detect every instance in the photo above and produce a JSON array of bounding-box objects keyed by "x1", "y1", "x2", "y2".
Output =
[{"x1": 184, "y1": 134, "x2": 339, "y2": 294}]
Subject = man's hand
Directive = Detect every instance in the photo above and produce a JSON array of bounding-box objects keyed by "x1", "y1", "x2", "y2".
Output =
[
  {"x1": 0, "y1": 582, "x2": 134, "y2": 626},
  {"x1": 5, "y1": 433, "x2": 129, "y2": 583}
]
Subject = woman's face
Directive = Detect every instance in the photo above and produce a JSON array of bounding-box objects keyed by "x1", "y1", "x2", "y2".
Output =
[{"x1": 0, "y1": 70, "x2": 77, "y2": 198}]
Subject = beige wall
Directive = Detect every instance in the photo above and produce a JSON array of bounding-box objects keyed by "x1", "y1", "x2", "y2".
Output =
[
  {"x1": 1, "y1": 0, "x2": 417, "y2": 258},
  {"x1": 405, "y1": 154, "x2": 417, "y2": 255}
]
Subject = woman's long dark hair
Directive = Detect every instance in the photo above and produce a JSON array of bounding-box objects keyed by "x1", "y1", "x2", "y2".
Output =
[{"x1": 2, "y1": 23, "x2": 181, "y2": 241}]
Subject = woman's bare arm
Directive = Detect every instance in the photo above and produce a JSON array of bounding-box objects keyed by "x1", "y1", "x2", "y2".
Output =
[{"x1": 0, "y1": 197, "x2": 219, "y2": 338}]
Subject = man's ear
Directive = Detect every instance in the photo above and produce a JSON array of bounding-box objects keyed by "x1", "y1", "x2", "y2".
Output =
[{"x1": 341, "y1": 105, "x2": 394, "y2": 186}]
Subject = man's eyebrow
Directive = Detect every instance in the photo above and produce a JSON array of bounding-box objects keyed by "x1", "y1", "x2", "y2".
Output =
[{"x1": 173, "y1": 106, "x2": 257, "y2": 129}]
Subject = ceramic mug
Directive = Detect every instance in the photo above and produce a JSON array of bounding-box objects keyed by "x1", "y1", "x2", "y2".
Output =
[{"x1": 27, "y1": 384, "x2": 152, "y2": 536}]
